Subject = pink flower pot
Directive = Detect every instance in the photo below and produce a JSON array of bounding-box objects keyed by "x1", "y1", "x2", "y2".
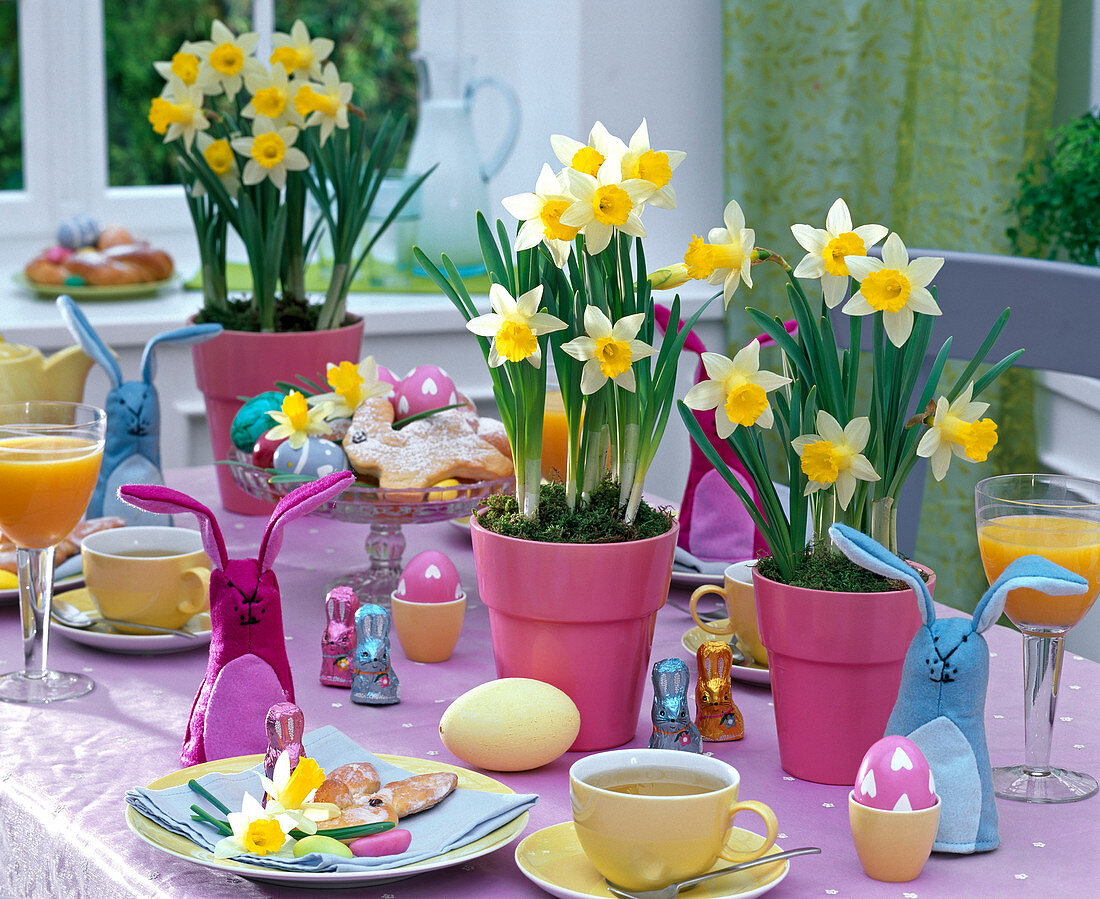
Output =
[
  {"x1": 190, "y1": 317, "x2": 364, "y2": 514},
  {"x1": 752, "y1": 564, "x2": 933, "y2": 785},
  {"x1": 470, "y1": 517, "x2": 679, "y2": 751}
]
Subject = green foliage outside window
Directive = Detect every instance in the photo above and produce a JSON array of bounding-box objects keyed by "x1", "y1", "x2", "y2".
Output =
[{"x1": 0, "y1": 1, "x2": 22, "y2": 191}]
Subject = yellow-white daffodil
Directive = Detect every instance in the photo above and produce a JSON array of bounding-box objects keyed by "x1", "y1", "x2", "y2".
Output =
[
  {"x1": 294, "y1": 63, "x2": 352, "y2": 145},
  {"x1": 265, "y1": 391, "x2": 332, "y2": 449},
  {"x1": 259, "y1": 753, "x2": 339, "y2": 834},
  {"x1": 148, "y1": 76, "x2": 209, "y2": 151},
  {"x1": 843, "y1": 233, "x2": 944, "y2": 347},
  {"x1": 153, "y1": 44, "x2": 207, "y2": 90},
  {"x1": 212, "y1": 792, "x2": 295, "y2": 860},
  {"x1": 561, "y1": 307, "x2": 656, "y2": 394},
  {"x1": 242, "y1": 65, "x2": 305, "y2": 129},
  {"x1": 560, "y1": 157, "x2": 651, "y2": 254},
  {"x1": 916, "y1": 383, "x2": 999, "y2": 481},
  {"x1": 308, "y1": 357, "x2": 393, "y2": 419},
  {"x1": 683, "y1": 199, "x2": 756, "y2": 308},
  {"x1": 192, "y1": 132, "x2": 240, "y2": 197},
  {"x1": 270, "y1": 19, "x2": 334, "y2": 81},
  {"x1": 618, "y1": 119, "x2": 685, "y2": 210},
  {"x1": 683, "y1": 339, "x2": 791, "y2": 438},
  {"x1": 466, "y1": 284, "x2": 567, "y2": 369},
  {"x1": 232, "y1": 119, "x2": 310, "y2": 189},
  {"x1": 550, "y1": 121, "x2": 626, "y2": 179},
  {"x1": 790, "y1": 198, "x2": 888, "y2": 309},
  {"x1": 501, "y1": 164, "x2": 581, "y2": 268},
  {"x1": 192, "y1": 20, "x2": 266, "y2": 101},
  {"x1": 792, "y1": 412, "x2": 879, "y2": 509}
]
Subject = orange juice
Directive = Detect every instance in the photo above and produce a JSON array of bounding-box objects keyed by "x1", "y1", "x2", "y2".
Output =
[
  {"x1": 0, "y1": 436, "x2": 103, "y2": 548},
  {"x1": 978, "y1": 514, "x2": 1100, "y2": 631},
  {"x1": 542, "y1": 390, "x2": 569, "y2": 480}
]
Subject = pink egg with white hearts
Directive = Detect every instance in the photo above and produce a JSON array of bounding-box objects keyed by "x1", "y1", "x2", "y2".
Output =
[
  {"x1": 394, "y1": 365, "x2": 458, "y2": 420},
  {"x1": 853, "y1": 736, "x2": 937, "y2": 812},
  {"x1": 376, "y1": 363, "x2": 399, "y2": 389},
  {"x1": 272, "y1": 435, "x2": 350, "y2": 479},
  {"x1": 394, "y1": 550, "x2": 464, "y2": 604}
]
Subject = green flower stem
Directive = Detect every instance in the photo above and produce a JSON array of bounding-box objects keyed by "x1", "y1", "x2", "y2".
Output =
[{"x1": 283, "y1": 172, "x2": 307, "y2": 303}]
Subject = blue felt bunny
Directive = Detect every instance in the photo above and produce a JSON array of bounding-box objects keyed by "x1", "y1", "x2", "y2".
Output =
[
  {"x1": 57, "y1": 295, "x2": 221, "y2": 525},
  {"x1": 830, "y1": 523, "x2": 1087, "y2": 854}
]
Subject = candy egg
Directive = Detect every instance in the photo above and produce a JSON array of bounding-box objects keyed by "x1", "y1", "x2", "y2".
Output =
[
  {"x1": 349, "y1": 828, "x2": 412, "y2": 857},
  {"x1": 293, "y1": 834, "x2": 354, "y2": 858},
  {"x1": 394, "y1": 365, "x2": 458, "y2": 420},
  {"x1": 273, "y1": 436, "x2": 351, "y2": 479},
  {"x1": 853, "y1": 736, "x2": 937, "y2": 812},
  {"x1": 394, "y1": 550, "x2": 462, "y2": 604},
  {"x1": 56, "y1": 213, "x2": 101, "y2": 250},
  {"x1": 376, "y1": 363, "x2": 399, "y2": 389},
  {"x1": 251, "y1": 430, "x2": 286, "y2": 469},
  {"x1": 231, "y1": 391, "x2": 286, "y2": 452},
  {"x1": 46, "y1": 245, "x2": 73, "y2": 264}
]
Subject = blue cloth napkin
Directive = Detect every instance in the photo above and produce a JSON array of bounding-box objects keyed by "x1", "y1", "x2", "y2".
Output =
[{"x1": 125, "y1": 725, "x2": 538, "y2": 872}]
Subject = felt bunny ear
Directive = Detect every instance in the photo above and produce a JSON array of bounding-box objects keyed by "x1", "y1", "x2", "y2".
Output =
[
  {"x1": 257, "y1": 470, "x2": 355, "y2": 572},
  {"x1": 141, "y1": 324, "x2": 223, "y2": 383},
  {"x1": 117, "y1": 483, "x2": 228, "y2": 568},
  {"x1": 57, "y1": 295, "x2": 123, "y2": 388},
  {"x1": 829, "y1": 523, "x2": 936, "y2": 626},
  {"x1": 973, "y1": 555, "x2": 1088, "y2": 634}
]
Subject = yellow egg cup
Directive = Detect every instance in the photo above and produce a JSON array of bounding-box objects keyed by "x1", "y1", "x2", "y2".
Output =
[
  {"x1": 390, "y1": 592, "x2": 466, "y2": 662},
  {"x1": 848, "y1": 792, "x2": 940, "y2": 882}
]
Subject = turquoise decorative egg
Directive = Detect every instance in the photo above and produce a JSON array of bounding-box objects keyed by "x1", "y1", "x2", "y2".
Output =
[
  {"x1": 273, "y1": 436, "x2": 350, "y2": 478},
  {"x1": 56, "y1": 214, "x2": 101, "y2": 250},
  {"x1": 231, "y1": 391, "x2": 286, "y2": 451}
]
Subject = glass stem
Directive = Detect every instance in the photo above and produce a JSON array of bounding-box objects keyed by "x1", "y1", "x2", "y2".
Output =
[
  {"x1": 1022, "y1": 633, "x2": 1063, "y2": 776},
  {"x1": 16, "y1": 545, "x2": 55, "y2": 678}
]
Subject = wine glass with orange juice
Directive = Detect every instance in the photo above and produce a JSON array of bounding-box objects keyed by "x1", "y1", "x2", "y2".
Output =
[
  {"x1": 0, "y1": 402, "x2": 106, "y2": 703},
  {"x1": 975, "y1": 473, "x2": 1100, "y2": 802}
]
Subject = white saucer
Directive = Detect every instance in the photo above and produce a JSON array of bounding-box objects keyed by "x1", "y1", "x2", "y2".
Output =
[
  {"x1": 0, "y1": 554, "x2": 84, "y2": 604},
  {"x1": 514, "y1": 821, "x2": 789, "y2": 899},
  {"x1": 681, "y1": 622, "x2": 771, "y2": 686},
  {"x1": 50, "y1": 588, "x2": 211, "y2": 654}
]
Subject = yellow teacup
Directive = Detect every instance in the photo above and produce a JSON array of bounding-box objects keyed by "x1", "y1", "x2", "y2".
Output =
[
  {"x1": 81, "y1": 526, "x2": 211, "y2": 631},
  {"x1": 569, "y1": 748, "x2": 779, "y2": 891},
  {"x1": 690, "y1": 560, "x2": 768, "y2": 665}
]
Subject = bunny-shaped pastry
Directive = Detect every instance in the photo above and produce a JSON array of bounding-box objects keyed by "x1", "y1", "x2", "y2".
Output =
[
  {"x1": 57, "y1": 294, "x2": 222, "y2": 525},
  {"x1": 695, "y1": 641, "x2": 744, "y2": 742},
  {"x1": 351, "y1": 604, "x2": 400, "y2": 704},
  {"x1": 321, "y1": 586, "x2": 358, "y2": 688},
  {"x1": 830, "y1": 522, "x2": 1088, "y2": 854},
  {"x1": 649, "y1": 658, "x2": 701, "y2": 752},
  {"x1": 264, "y1": 701, "x2": 306, "y2": 779},
  {"x1": 120, "y1": 470, "x2": 354, "y2": 766}
]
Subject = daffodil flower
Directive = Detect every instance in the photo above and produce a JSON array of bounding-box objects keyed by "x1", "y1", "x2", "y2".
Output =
[
  {"x1": 153, "y1": 44, "x2": 205, "y2": 89},
  {"x1": 192, "y1": 20, "x2": 265, "y2": 101},
  {"x1": 294, "y1": 63, "x2": 352, "y2": 145},
  {"x1": 560, "y1": 156, "x2": 651, "y2": 255},
  {"x1": 790, "y1": 198, "x2": 888, "y2": 308},
  {"x1": 270, "y1": 19, "x2": 334, "y2": 80},
  {"x1": 265, "y1": 391, "x2": 332, "y2": 449},
  {"x1": 842, "y1": 233, "x2": 944, "y2": 347},
  {"x1": 618, "y1": 119, "x2": 685, "y2": 210},
  {"x1": 242, "y1": 65, "x2": 305, "y2": 129},
  {"x1": 501, "y1": 164, "x2": 580, "y2": 268},
  {"x1": 308, "y1": 357, "x2": 393, "y2": 419},
  {"x1": 212, "y1": 792, "x2": 295, "y2": 860},
  {"x1": 550, "y1": 121, "x2": 625, "y2": 179},
  {"x1": 466, "y1": 284, "x2": 567, "y2": 369},
  {"x1": 649, "y1": 263, "x2": 690, "y2": 290},
  {"x1": 682, "y1": 199, "x2": 756, "y2": 308},
  {"x1": 192, "y1": 132, "x2": 240, "y2": 198},
  {"x1": 232, "y1": 119, "x2": 310, "y2": 190},
  {"x1": 792, "y1": 412, "x2": 879, "y2": 509},
  {"x1": 147, "y1": 77, "x2": 209, "y2": 151},
  {"x1": 259, "y1": 753, "x2": 339, "y2": 834},
  {"x1": 561, "y1": 307, "x2": 656, "y2": 394},
  {"x1": 682, "y1": 339, "x2": 791, "y2": 438},
  {"x1": 916, "y1": 383, "x2": 999, "y2": 481}
]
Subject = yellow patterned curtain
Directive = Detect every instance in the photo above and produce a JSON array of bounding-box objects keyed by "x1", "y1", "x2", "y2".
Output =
[{"x1": 721, "y1": 0, "x2": 1061, "y2": 606}]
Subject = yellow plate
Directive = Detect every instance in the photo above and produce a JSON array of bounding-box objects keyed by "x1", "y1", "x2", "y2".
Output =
[
  {"x1": 127, "y1": 753, "x2": 528, "y2": 887},
  {"x1": 681, "y1": 622, "x2": 771, "y2": 686},
  {"x1": 13, "y1": 272, "x2": 180, "y2": 300},
  {"x1": 514, "y1": 822, "x2": 789, "y2": 899}
]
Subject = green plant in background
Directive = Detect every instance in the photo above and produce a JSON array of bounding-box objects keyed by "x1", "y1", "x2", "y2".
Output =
[
  {"x1": 0, "y1": 1, "x2": 22, "y2": 191},
  {"x1": 1008, "y1": 109, "x2": 1100, "y2": 265}
]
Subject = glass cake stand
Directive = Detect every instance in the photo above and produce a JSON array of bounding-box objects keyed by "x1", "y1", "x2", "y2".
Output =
[{"x1": 227, "y1": 453, "x2": 513, "y2": 606}]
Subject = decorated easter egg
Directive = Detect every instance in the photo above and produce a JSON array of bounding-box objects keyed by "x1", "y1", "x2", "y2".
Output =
[
  {"x1": 251, "y1": 430, "x2": 286, "y2": 469},
  {"x1": 439, "y1": 678, "x2": 581, "y2": 771},
  {"x1": 46, "y1": 245, "x2": 73, "y2": 264},
  {"x1": 394, "y1": 365, "x2": 458, "y2": 420},
  {"x1": 231, "y1": 391, "x2": 286, "y2": 451},
  {"x1": 376, "y1": 363, "x2": 399, "y2": 389},
  {"x1": 273, "y1": 436, "x2": 350, "y2": 479},
  {"x1": 395, "y1": 550, "x2": 463, "y2": 604},
  {"x1": 853, "y1": 736, "x2": 937, "y2": 812},
  {"x1": 428, "y1": 478, "x2": 462, "y2": 501},
  {"x1": 56, "y1": 214, "x2": 101, "y2": 250}
]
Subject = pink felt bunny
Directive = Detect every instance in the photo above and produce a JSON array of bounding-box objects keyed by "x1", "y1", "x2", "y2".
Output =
[{"x1": 119, "y1": 470, "x2": 354, "y2": 767}]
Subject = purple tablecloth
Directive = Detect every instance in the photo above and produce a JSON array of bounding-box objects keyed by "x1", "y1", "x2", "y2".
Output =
[{"x1": 2, "y1": 467, "x2": 1099, "y2": 897}]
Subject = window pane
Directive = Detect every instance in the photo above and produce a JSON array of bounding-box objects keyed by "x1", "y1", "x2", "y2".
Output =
[
  {"x1": 0, "y1": 0, "x2": 22, "y2": 191},
  {"x1": 103, "y1": 1, "x2": 252, "y2": 187},
  {"x1": 275, "y1": 0, "x2": 419, "y2": 164}
]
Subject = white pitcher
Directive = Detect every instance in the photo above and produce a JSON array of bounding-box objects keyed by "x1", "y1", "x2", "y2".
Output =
[{"x1": 406, "y1": 51, "x2": 520, "y2": 275}]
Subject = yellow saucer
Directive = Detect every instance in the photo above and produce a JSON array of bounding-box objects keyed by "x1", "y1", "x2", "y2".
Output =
[
  {"x1": 681, "y1": 621, "x2": 771, "y2": 686},
  {"x1": 514, "y1": 821, "x2": 789, "y2": 899}
]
